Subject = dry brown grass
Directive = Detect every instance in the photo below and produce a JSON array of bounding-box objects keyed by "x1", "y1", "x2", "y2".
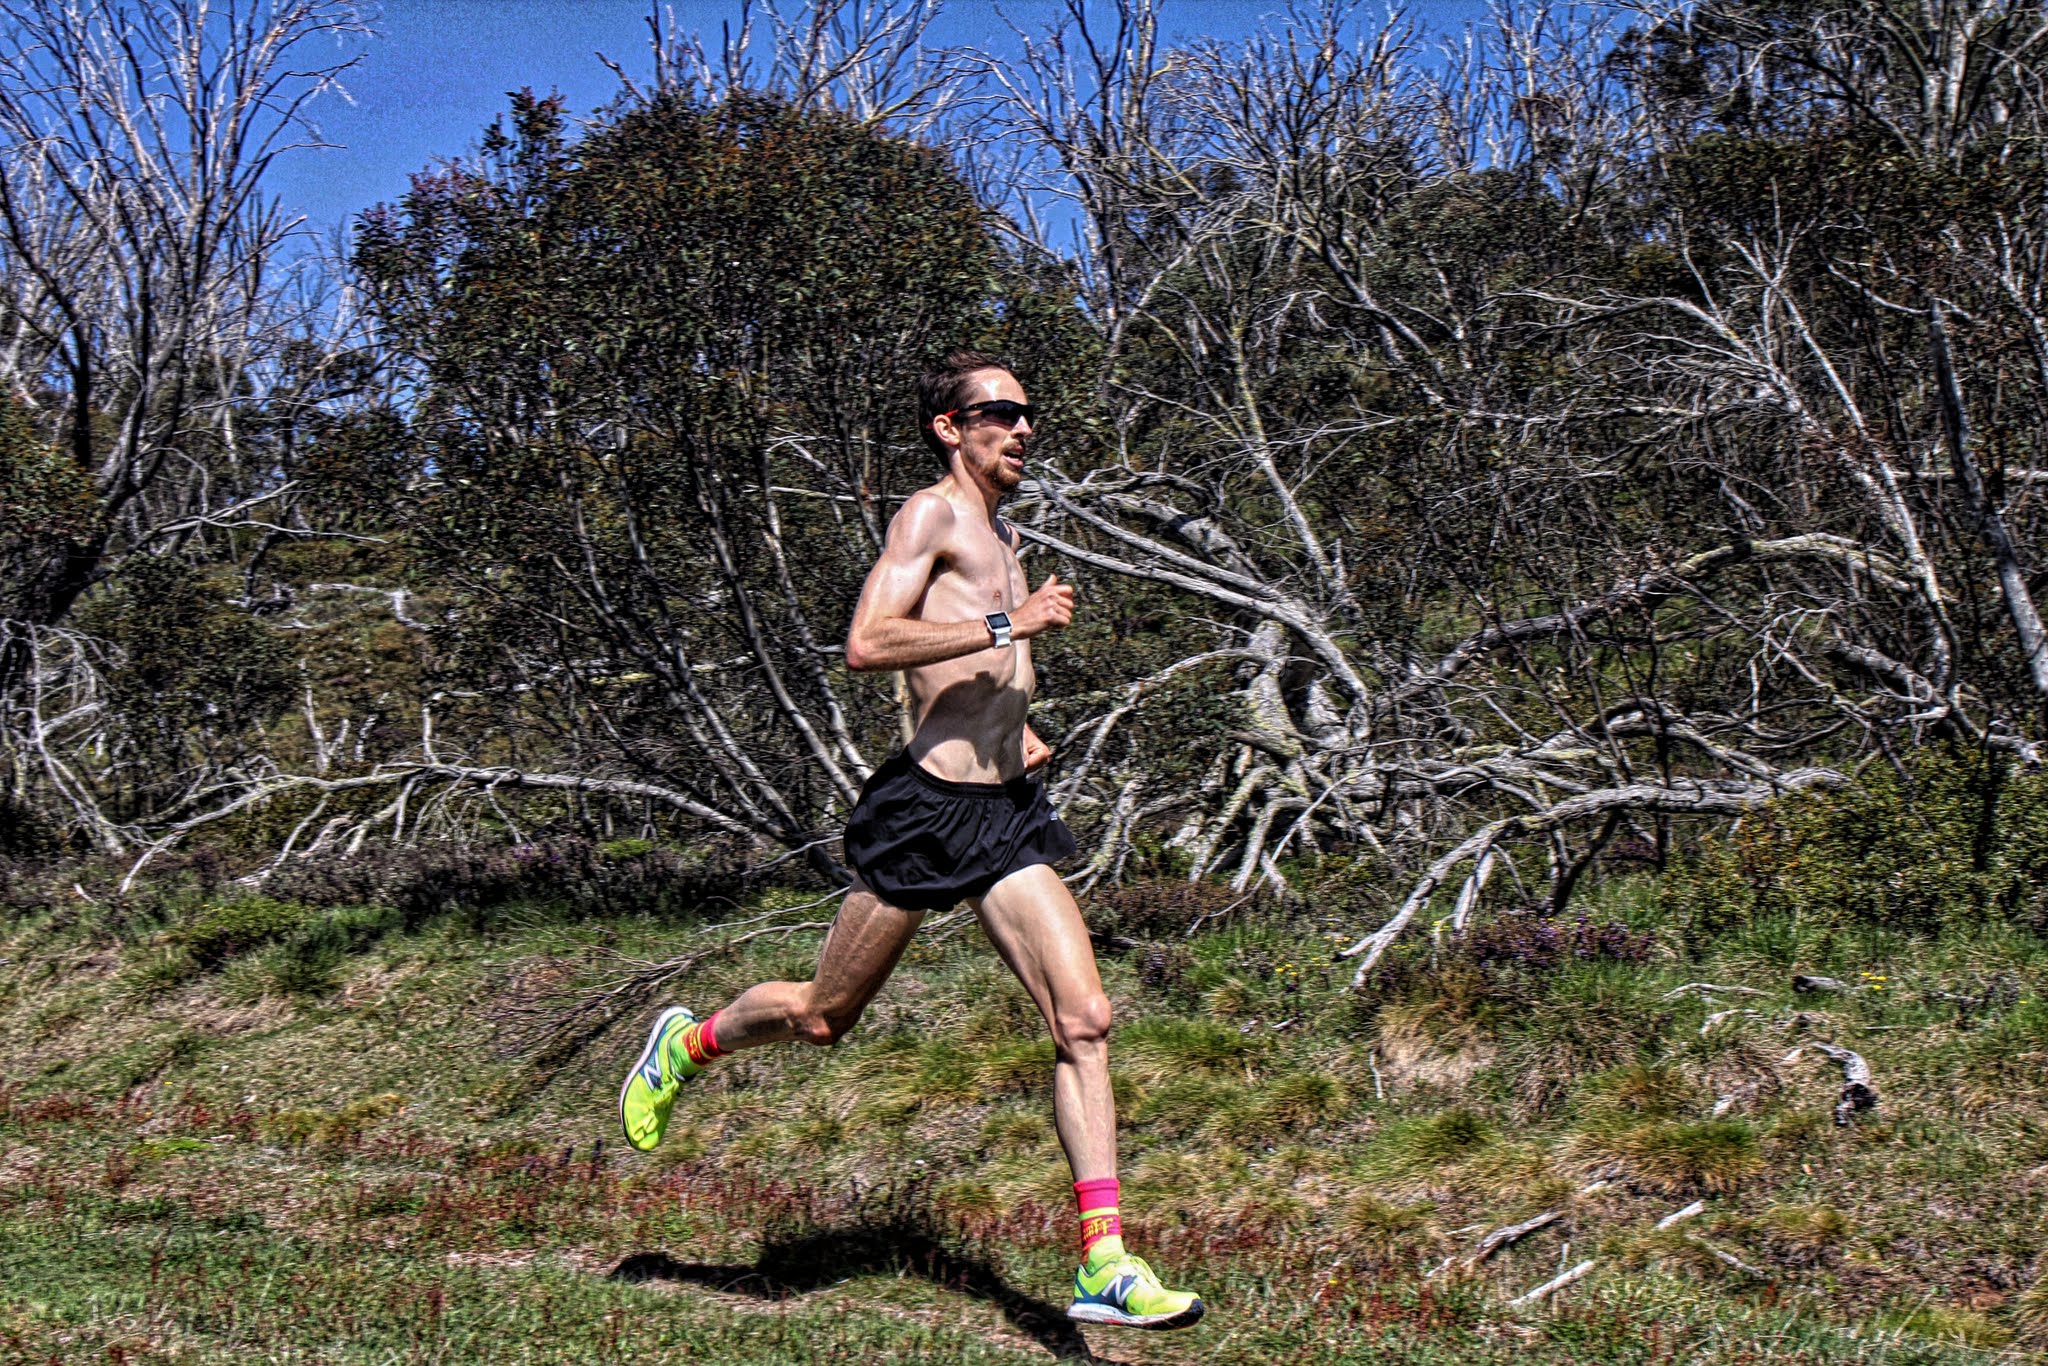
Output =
[{"x1": 1373, "y1": 1000, "x2": 1497, "y2": 1093}]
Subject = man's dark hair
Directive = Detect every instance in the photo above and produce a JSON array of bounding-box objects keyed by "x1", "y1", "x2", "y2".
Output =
[{"x1": 917, "y1": 348, "x2": 1014, "y2": 467}]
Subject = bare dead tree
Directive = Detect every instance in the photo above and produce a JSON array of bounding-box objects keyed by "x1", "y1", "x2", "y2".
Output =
[
  {"x1": 622, "y1": 0, "x2": 984, "y2": 138},
  {"x1": 973, "y1": 0, "x2": 2048, "y2": 972},
  {"x1": 0, "y1": 0, "x2": 374, "y2": 837}
]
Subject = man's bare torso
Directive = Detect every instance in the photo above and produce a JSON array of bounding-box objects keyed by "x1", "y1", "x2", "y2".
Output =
[{"x1": 899, "y1": 482, "x2": 1035, "y2": 783}]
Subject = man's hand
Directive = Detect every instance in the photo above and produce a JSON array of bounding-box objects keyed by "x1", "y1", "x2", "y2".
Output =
[
  {"x1": 1023, "y1": 726, "x2": 1053, "y2": 772},
  {"x1": 1013, "y1": 572, "x2": 1075, "y2": 640}
]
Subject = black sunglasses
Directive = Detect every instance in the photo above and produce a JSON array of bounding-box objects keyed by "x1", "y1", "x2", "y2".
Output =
[{"x1": 937, "y1": 399, "x2": 1036, "y2": 427}]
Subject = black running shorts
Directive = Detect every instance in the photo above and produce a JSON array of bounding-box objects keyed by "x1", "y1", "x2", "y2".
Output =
[{"x1": 842, "y1": 749, "x2": 1078, "y2": 912}]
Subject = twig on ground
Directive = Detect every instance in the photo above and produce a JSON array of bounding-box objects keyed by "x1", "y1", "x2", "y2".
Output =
[
  {"x1": 495, "y1": 915, "x2": 833, "y2": 1083},
  {"x1": 1458, "y1": 1211, "x2": 1562, "y2": 1270},
  {"x1": 1711, "y1": 1084, "x2": 1758, "y2": 1118},
  {"x1": 1702, "y1": 1008, "x2": 1762, "y2": 1036},
  {"x1": 1686, "y1": 1238, "x2": 1769, "y2": 1279},
  {"x1": 1510, "y1": 1260, "x2": 1596, "y2": 1306},
  {"x1": 1663, "y1": 982, "x2": 1768, "y2": 1001},
  {"x1": 1655, "y1": 1200, "x2": 1707, "y2": 1230}
]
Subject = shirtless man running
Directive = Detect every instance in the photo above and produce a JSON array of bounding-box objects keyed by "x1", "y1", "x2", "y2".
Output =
[{"x1": 618, "y1": 350, "x2": 1203, "y2": 1331}]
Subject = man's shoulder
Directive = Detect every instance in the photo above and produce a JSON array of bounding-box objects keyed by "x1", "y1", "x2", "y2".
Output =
[
  {"x1": 892, "y1": 483, "x2": 962, "y2": 532},
  {"x1": 887, "y1": 485, "x2": 962, "y2": 546},
  {"x1": 898, "y1": 484, "x2": 959, "y2": 519}
]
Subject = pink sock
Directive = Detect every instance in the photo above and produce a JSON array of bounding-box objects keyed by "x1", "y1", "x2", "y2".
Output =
[
  {"x1": 1074, "y1": 1178, "x2": 1122, "y2": 1259},
  {"x1": 680, "y1": 1010, "x2": 727, "y2": 1067}
]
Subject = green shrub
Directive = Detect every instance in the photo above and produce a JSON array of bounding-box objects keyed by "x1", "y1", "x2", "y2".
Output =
[
  {"x1": 1879, "y1": 1304, "x2": 2013, "y2": 1349},
  {"x1": 1575, "y1": 1062, "x2": 1695, "y2": 1122},
  {"x1": 262, "y1": 923, "x2": 347, "y2": 998},
  {"x1": 262, "y1": 1092, "x2": 406, "y2": 1149},
  {"x1": 71, "y1": 557, "x2": 295, "y2": 784},
  {"x1": 2017, "y1": 1271, "x2": 2048, "y2": 1347},
  {"x1": 975, "y1": 1039, "x2": 1055, "y2": 1096},
  {"x1": 1340, "y1": 1194, "x2": 1438, "y2": 1261},
  {"x1": 171, "y1": 896, "x2": 310, "y2": 967},
  {"x1": 1119, "y1": 1015, "x2": 1263, "y2": 1075},
  {"x1": 979, "y1": 1107, "x2": 1052, "y2": 1154},
  {"x1": 1668, "y1": 748, "x2": 2048, "y2": 939},
  {"x1": 264, "y1": 904, "x2": 402, "y2": 998},
  {"x1": 1760, "y1": 1203, "x2": 1852, "y2": 1266},
  {"x1": 1135, "y1": 1076, "x2": 1248, "y2": 1138}
]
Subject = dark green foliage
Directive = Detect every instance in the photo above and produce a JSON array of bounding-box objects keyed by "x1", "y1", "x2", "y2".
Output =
[
  {"x1": 350, "y1": 91, "x2": 1075, "y2": 850},
  {"x1": 1460, "y1": 909, "x2": 1655, "y2": 973},
  {"x1": 69, "y1": 558, "x2": 295, "y2": 808},
  {"x1": 1670, "y1": 748, "x2": 2048, "y2": 939},
  {"x1": 261, "y1": 904, "x2": 405, "y2": 998},
  {"x1": 171, "y1": 896, "x2": 310, "y2": 968},
  {"x1": 0, "y1": 397, "x2": 91, "y2": 544},
  {"x1": 1369, "y1": 1108, "x2": 1498, "y2": 1174},
  {"x1": 263, "y1": 835, "x2": 745, "y2": 932},
  {"x1": 0, "y1": 794, "x2": 68, "y2": 860},
  {"x1": 1581, "y1": 1117, "x2": 1765, "y2": 1195}
]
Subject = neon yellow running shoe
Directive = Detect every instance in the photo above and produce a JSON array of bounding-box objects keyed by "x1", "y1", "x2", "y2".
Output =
[
  {"x1": 618, "y1": 1006, "x2": 701, "y2": 1152},
  {"x1": 1067, "y1": 1252, "x2": 1204, "y2": 1330}
]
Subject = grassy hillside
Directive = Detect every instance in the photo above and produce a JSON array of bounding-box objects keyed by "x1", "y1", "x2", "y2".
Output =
[{"x1": 3, "y1": 849, "x2": 2045, "y2": 1364}]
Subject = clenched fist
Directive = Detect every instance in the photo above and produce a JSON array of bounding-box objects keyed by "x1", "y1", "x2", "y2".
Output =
[
  {"x1": 1013, "y1": 573, "x2": 1075, "y2": 640},
  {"x1": 1023, "y1": 728, "x2": 1053, "y2": 771}
]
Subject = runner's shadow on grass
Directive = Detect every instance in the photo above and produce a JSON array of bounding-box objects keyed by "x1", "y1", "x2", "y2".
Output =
[{"x1": 610, "y1": 1223, "x2": 1116, "y2": 1363}]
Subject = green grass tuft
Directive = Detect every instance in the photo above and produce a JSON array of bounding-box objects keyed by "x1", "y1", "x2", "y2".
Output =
[{"x1": 1572, "y1": 1117, "x2": 1764, "y2": 1194}]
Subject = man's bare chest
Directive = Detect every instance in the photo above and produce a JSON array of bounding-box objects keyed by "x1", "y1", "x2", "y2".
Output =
[{"x1": 930, "y1": 526, "x2": 1026, "y2": 614}]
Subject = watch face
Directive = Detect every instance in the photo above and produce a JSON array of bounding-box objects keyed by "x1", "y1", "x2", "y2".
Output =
[{"x1": 986, "y1": 612, "x2": 1011, "y2": 629}]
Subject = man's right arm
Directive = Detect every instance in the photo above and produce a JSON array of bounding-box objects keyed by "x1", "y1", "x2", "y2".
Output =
[
  {"x1": 844, "y1": 494, "x2": 984, "y2": 672},
  {"x1": 844, "y1": 494, "x2": 1073, "y2": 672}
]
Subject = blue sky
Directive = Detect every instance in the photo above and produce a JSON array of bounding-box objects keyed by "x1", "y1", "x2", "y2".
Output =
[{"x1": 277, "y1": 1, "x2": 1494, "y2": 237}]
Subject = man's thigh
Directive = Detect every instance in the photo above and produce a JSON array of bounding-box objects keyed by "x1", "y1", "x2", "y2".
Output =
[
  {"x1": 810, "y1": 881, "x2": 925, "y2": 1015},
  {"x1": 971, "y1": 863, "x2": 1104, "y2": 1018}
]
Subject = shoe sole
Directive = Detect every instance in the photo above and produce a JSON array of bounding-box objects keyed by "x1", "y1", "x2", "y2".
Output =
[
  {"x1": 1066, "y1": 1299, "x2": 1205, "y2": 1331},
  {"x1": 618, "y1": 1005, "x2": 695, "y2": 1151}
]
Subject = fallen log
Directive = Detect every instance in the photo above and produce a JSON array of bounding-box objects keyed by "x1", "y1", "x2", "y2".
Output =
[{"x1": 1784, "y1": 1042, "x2": 1878, "y2": 1125}]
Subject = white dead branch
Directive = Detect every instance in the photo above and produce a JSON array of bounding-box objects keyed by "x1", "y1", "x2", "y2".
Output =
[
  {"x1": 1664, "y1": 983, "x2": 1769, "y2": 1002},
  {"x1": 1784, "y1": 1043, "x2": 1879, "y2": 1127},
  {"x1": 1340, "y1": 770, "x2": 1845, "y2": 985},
  {"x1": 1510, "y1": 1259, "x2": 1596, "y2": 1307}
]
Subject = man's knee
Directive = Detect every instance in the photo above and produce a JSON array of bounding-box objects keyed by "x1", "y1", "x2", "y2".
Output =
[
  {"x1": 1054, "y1": 992, "x2": 1113, "y2": 1056},
  {"x1": 795, "y1": 990, "x2": 864, "y2": 1046}
]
